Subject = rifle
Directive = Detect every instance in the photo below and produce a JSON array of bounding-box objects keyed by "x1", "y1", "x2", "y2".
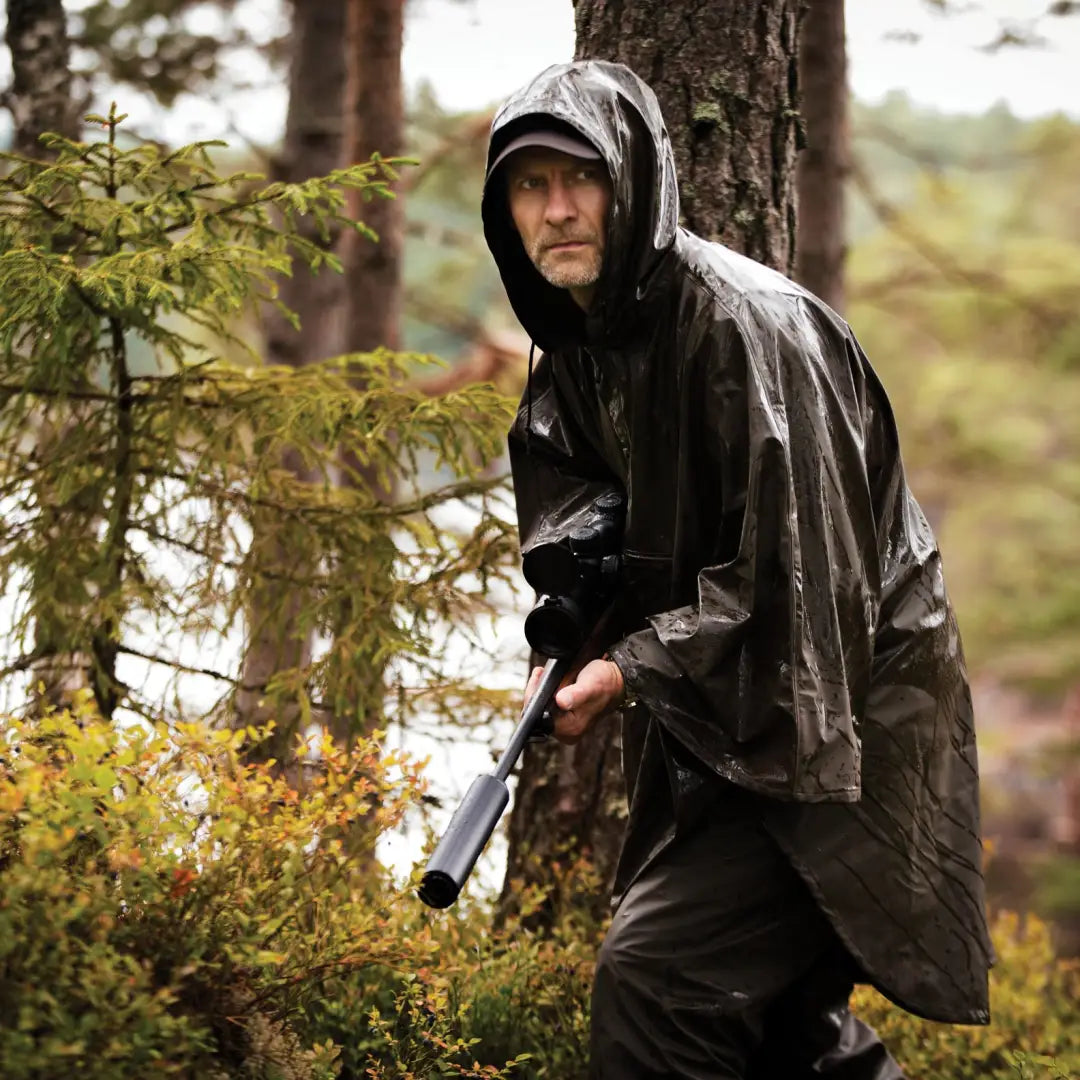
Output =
[{"x1": 417, "y1": 491, "x2": 625, "y2": 909}]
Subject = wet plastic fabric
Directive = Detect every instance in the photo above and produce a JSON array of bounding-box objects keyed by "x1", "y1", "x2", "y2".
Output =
[
  {"x1": 591, "y1": 784, "x2": 905, "y2": 1079},
  {"x1": 482, "y1": 61, "x2": 992, "y2": 1024}
]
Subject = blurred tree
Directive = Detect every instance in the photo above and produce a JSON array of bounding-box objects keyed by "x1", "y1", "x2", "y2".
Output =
[
  {"x1": 234, "y1": 0, "x2": 348, "y2": 759},
  {"x1": 843, "y1": 97, "x2": 1080, "y2": 949},
  {"x1": 844, "y1": 107, "x2": 1080, "y2": 688},
  {"x1": 795, "y1": 0, "x2": 848, "y2": 312},
  {"x1": 66, "y1": 0, "x2": 266, "y2": 109},
  {"x1": 234, "y1": 1, "x2": 508, "y2": 764},
  {"x1": 5, "y1": 0, "x2": 92, "y2": 714},
  {"x1": 824, "y1": 90, "x2": 1080, "y2": 944},
  {"x1": 342, "y1": 0, "x2": 404, "y2": 357},
  {"x1": 499, "y1": 0, "x2": 805, "y2": 927},
  {"x1": 4, "y1": 0, "x2": 78, "y2": 154},
  {"x1": 903, "y1": 0, "x2": 1080, "y2": 52},
  {"x1": 1, "y1": 0, "x2": 288, "y2": 142},
  {"x1": 330, "y1": 0, "x2": 408, "y2": 758}
]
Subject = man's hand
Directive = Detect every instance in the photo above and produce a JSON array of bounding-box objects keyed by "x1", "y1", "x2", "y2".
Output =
[{"x1": 523, "y1": 658, "x2": 625, "y2": 745}]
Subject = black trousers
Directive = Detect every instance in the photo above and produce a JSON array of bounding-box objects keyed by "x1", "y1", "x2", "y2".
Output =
[{"x1": 590, "y1": 787, "x2": 905, "y2": 1080}]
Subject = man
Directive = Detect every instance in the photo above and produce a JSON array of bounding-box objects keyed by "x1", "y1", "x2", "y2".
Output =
[{"x1": 483, "y1": 60, "x2": 993, "y2": 1079}]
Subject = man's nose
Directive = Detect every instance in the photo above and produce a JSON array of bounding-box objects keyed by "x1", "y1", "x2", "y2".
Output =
[{"x1": 544, "y1": 179, "x2": 576, "y2": 225}]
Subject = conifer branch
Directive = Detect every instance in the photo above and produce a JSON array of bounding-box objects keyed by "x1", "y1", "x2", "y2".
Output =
[
  {"x1": 18, "y1": 190, "x2": 102, "y2": 238},
  {"x1": 131, "y1": 525, "x2": 327, "y2": 588},
  {"x1": 1, "y1": 123, "x2": 522, "y2": 735},
  {"x1": 350, "y1": 474, "x2": 508, "y2": 518},
  {"x1": 117, "y1": 644, "x2": 245, "y2": 688},
  {"x1": 0, "y1": 383, "x2": 264, "y2": 409},
  {"x1": 0, "y1": 648, "x2": 48, "y2": 681}
]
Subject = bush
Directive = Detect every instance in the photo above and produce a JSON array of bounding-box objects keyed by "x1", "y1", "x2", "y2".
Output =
[
  {"x1": 0, "y1": 700, "x2": 521, "y2": 1079},
  {"x1": 442, "y1": 865, "x2": 603, "y2": 1080},
  {"x1": 3, "y1": 704, "x2": 1076, "y2": 1080}
]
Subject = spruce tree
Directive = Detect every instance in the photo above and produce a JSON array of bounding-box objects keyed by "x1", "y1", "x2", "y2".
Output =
[{"x1": 0, "y1": 108, "x2": 518, "y2": 752}]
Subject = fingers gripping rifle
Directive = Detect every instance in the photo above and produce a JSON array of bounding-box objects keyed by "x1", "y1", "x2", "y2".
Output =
[{"x1": 417, "y1": 492, "x2": 625, "y2": 909}]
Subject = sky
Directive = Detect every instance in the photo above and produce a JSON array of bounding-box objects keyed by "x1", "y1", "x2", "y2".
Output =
[{"x1": 401, "y1": 0, "x2": 1080, "y2": 119}]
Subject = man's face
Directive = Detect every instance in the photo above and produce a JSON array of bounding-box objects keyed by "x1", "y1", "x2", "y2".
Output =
[{"x1": 504, "y1": 148, "x2": 612, "y2": 301}]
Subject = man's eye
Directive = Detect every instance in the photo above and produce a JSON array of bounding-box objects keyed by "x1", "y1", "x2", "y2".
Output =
[
  {"x1": 518, "y1": 176, "x2": 546, "y2": 191},
  {"x1": 576, "y1": 167, "x2": 601, "y2": 182}
]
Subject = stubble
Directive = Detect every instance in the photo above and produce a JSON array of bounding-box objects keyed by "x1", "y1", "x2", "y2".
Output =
[{"x1": 526, "y1": 232, "x2": 604, "y2": 289}]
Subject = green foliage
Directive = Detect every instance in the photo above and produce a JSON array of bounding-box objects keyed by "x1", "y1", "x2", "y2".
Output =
[
  {"x1": 847, "y1": 98, "x2": 1080, "y2": 691},
  {"x1": 403, "y1": 93, "x2": 508, "y2": 361},
  {"x1": 423, "y1": 902, "x2": 1080, "y2": 1080},
  {"x1": 0, "y1": 699, "x2": 537, "y2": 1078},
  {"x1": 1037, "y1": 855, "x2": 1080, "y2": 919},
  {"x1": 68, "y1": 1, "x2": 287, "y2": 111},
  {"x1": 289, "y1": 859, "x2": 602, "y2": 1080},
  {"x1": 366, "y1": 891, "x2": 1079, "y2": 1080},
  {"x1": 0, "y1": 710, "x2": 1076, "y2": 1079},
  {"x1": 0, "y1": 700, "x2": 391, "y2": 1077},
  {"x1": 0, "y1": 107, "x2": 519, "y2": 739},
  {"x1": 440, "y1": 859, "x2": 607, "y2": 1080},
  {"x1": 358, "y1": 978, "x2": 530, "y2": 1079}
]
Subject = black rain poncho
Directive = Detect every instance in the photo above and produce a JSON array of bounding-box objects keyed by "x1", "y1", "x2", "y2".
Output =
[{"x1": 482, "y1": 60, "x2": 993, "y2": 1025}]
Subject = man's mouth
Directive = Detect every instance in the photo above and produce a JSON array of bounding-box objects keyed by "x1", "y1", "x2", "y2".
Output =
[{"x1": 545, "y1": 241, "x2": 590, "y2": 253}]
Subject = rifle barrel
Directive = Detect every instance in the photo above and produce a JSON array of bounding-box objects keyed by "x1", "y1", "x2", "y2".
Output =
[
  {"x1": 417, "y1": 656, "x2": 569, "y2": 908},
  {"x1": 493, "y1": 656, "x2": 568, "y2": 782}
]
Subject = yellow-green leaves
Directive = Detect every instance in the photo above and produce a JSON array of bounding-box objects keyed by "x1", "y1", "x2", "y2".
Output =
[
  {"x1": 0, "y1": 705, "x2": 431, "y2": 1078},
  {"x1": 0, "y1": 115, "x2": 519, "y2": 736}
]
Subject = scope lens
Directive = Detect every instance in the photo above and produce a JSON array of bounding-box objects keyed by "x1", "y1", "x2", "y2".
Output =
[{"x1": 524, "y1": 602, "x2": 585, "y2": 658}]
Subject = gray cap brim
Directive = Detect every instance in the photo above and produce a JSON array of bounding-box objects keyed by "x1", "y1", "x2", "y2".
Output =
[{"x1": 488, "y1": 130, "x2": 602, "y2": 178}]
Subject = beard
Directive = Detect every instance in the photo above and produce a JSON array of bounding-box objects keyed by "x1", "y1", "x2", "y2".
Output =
[{"x1": 525, "y1": 230, "x2": 604, "y2": 289}]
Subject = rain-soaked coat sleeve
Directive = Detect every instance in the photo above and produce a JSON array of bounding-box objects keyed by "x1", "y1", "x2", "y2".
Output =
[{"x1": 606, "y1": 306, "x2": 882, "y2": 801}]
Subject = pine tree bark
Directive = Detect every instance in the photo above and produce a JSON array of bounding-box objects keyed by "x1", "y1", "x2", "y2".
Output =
[
  {"x1": 573, "y1": 0, "x2": 803, "y2": 273},
  {"x1": 5, "y1": 0, "x2": 78, "y2": 156},
  {"x1": 499, "y1": 688, "x2": 626, "y2": 928},
  {"x1": 500, "y1": 0, "x2": 804, "y2": 926},
  {"x1": 342, "y1": 0, "x2": 405, "y2": 354},
  {"x1": 795, "y1": 0, "x2": 849, "y2": 312},
  {"x1": 7, "y1": 0, "x2": 90, "y2": 714},
  {"x1": 262, "y1": 0, "x2": 347, "y2": 371},
  {"x1": 332, "y1": 0, "x2": 405, "y2": 750},
  {"x1": 236, "y1": 0, "x2": 348, "y2": 763}
]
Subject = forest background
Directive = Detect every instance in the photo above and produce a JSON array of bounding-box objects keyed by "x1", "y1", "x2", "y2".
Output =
[{"x1": 1, "y1": 0, "x2": 1080, "y2": 1078}]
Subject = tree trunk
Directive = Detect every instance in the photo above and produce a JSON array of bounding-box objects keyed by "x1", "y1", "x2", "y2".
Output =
[
  {"x1": 332, "y1": 0, "x2": 405, "y2": 749},
  {"x1": 236, "y1": 0, "x2": 347, "y2": 764},
  {"x1": 262, "y1": 0, "x2": 347, "y2": 370},
  {"x1": 500, "y1": 0, "x2": 804, "y2": 926},
  {"x1": 341, "y1": 0, "x2": 405, "y2": 355},
  {"x1": 5, "y1": 0, "x2": 78, "y2": 156},
  {"x1": 574, "y1": 0, "x2": 803, "y2": 273},
  {"x1": 795, "y1": 0, "x2": 849, "y2": 312},
  {"x1": 7, "y1": 0, "x2": 89, "y2": 714}
]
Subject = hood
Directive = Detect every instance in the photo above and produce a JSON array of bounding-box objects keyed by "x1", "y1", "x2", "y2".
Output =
[{"x1": 482, "y1": 60, "x2": 680, "y2": 352}]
